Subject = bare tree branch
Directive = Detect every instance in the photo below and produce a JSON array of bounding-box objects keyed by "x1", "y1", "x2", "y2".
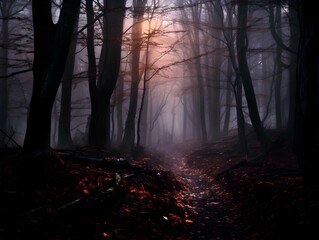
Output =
[{"x1": 0, "y1": 68, "x2": 32, "y2": 78}]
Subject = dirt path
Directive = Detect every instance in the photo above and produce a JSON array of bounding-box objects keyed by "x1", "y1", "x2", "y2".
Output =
[{"x1": 161, "y1": 152, "x2": 242, "y2": 240}]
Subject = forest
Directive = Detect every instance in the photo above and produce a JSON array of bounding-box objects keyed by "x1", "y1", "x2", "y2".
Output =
[{"x1": 0, "y1": 0, "x2": 318, "y2": 239}]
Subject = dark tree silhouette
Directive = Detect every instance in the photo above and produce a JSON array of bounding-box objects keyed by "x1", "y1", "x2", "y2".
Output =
[
  {"x1": 269, "y1": 2, "x2": 283, "y2": 129},
  {"x1": 295, "y1": 0, "x2": 319, "y2": 235},
  {"x1": 58, "y1": 14, "x2": 79, "y2": 148},
  {"x1": 0, "y1": 2, "x2": 9, "y2": 146},
  {"x1": 121, "y1": 0, "x2": 148, "y2": 151},
  {"x1": 219, "y1": 0, "x2": 248, "y2": 154},
  {"x1": 87, "y1": 0, "x2": 126, "y2": 149},
  {"x1": 115, "y1": 74, "x2": 124, "y2": 146},
  {"x1": 180, "y1": 0, "x2": 207, "y2": 143},
  {"x1": 22, "y1": 0, "x2": 80, "y2": 164},
  {"x1": 287, "y1": 0, "x2": 299, "y2": 131},
  {"x1": 237, "y1": 0, "x2": 271, "y2": 149},
  {"x1": 204, "y1": 1, "x2": 222, "y2": 140}
]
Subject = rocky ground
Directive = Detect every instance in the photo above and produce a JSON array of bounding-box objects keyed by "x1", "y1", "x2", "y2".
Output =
[{"x1": 0, "y1": 131, "x2": 307, "y2": 240}]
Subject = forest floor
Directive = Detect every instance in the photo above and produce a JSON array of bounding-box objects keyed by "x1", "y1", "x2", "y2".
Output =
[{"x1": 0, "y1": 131, "x2": 307, "y2": 240}]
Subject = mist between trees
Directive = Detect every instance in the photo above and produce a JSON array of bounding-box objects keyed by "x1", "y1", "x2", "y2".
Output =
[{"x1": 0, "y1": 0, "x2": 303, "y2": 154}]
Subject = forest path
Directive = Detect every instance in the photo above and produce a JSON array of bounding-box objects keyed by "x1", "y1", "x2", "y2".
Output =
[{"x1": 159, "y1": 149, "x2": 242, "y2": 240}]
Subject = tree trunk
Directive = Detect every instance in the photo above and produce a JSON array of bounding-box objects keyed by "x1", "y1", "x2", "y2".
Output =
[
  {"x1": 237, "y1": 0, "x2": 271, "y2": 149},
  {"x1": 58, "y1": 15, "x2": 79, "y2": 148},
  {"x1": 223, "y1": 57, "x2": 233, "y2": 135},
  {"x1": 295, "y1": 1, "x2": 319, "y2": 235},
  {"x1": 122, "y1": 0, "x2": 147, "y2": 150},
  {"x1": 139, "y1": 24, "x2": 153, "y2": 148},
  {"x1": 287, "y1": 0, "x2": 299, "y2": 132},
  {"x1": 85, "y1": 0, "x2": 97, "y2": 147},
  {"x1": 195, "y1": 58, "x2": 207, "y2": 143},
  {"x1": 23, "y1": 0, "x2": 81, "y2": 163},
  {"x1": 269, "y1": 3, "x2": 283, "y2": 129},
  {"x1": 211, "y1": 45, "x2": 222, "y2": 140},
  {"x1": 207, "y1": 3, "x2": 222, "y2": 140},
  {"x1": 148, "y1": 90, "x2": 153, "y2": 145},
  {"x1": 182, "y1": 95, "x2": 188, "y2": 141},
  {"x1": 221, "y1": 1, "x2": 247, "y2": 154},
  {"x1": 192, "y1": 5, "x2": 207, "y2": 143},
  {"x1": 0, "y1": 13, "x2": 8, "y2": 146},
  {"x1": 140, "y1": 81, "x2": 149, "y2": 146},
  {"x1": 115, "y1": 75, "x2": 124, "y2": 146},
  {"x1": 235, "y1": 75, "x2": 247, "y2": 154},
  {"x1": 88, "y1": 0, "x2": 126, "y2": 149},
  {"x1": 274, "y1": 4, "x2": 283, "y2": 129}
]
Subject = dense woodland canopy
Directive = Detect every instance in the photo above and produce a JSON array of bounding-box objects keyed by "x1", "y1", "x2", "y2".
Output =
[{"x1": 0, "y1": 0, "x2": 319, "y2": 238}]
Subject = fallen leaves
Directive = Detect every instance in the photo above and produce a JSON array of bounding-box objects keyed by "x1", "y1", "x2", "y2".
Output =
[
  {"x1": 101, "y1": 232, "x2": 110, "y2": 238},
  {"x1": 0, "y1": 131, "x2": 305, "y2": 240},
  {"x1": 129, "y1": 184, "x2": 150, "y2": 196}
]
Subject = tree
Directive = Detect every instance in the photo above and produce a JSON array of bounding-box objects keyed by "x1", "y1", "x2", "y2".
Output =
[
  {"x1": 217, "y1": 0, "x2": 248, "y2": 154},
  {"x1": 204, "y1": 1, "x2": 222, "y2": 140},
  {"x1": 58, "y1": 11, "x2": 79, "y2": 148},
  {"x1": 0, "y1": 1, "x2": 10, "y2": 146},
  {"x1": 22, "y1": 0, "x2": 81, "y2": 165},
  {"x1": 87, "y1": 0, "x2": 126, "y2": 149},
  {"x1": 269, "y1": 1, "x2": 298, "y2": 130},
  {"x1": 121, "y1": 0, "x2": 148, "y2": 150},
  {"x1": 115, "y1": 73, "x2": 124, "y2": 146},
  {"x1": 295, "y1": 0, "x2": 319, "y2": 235},
  {"x1": 0, "y1": 0, "x2": 31, "y2": 146},
  {"x1": 136, "y1": 0, "x2": 155, "y2": 150},
  {"x1": 236, "y1": 0, "x2": 271, "y2": 149},
  {"x1": 269, "y1": 2, "x2": 283, "y2": 129},
  {"x1": 287, "y1": 0, "x2": 299, "y2": 131},
  {"x1": 180, "y1": 0, "x2": 207, "y2": 143}
]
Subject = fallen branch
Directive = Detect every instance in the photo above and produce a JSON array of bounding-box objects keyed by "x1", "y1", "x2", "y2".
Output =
[
  {"x1": 55, "y1": 196, "x2": 84, "y2": 212},
  {"x1": 58, "y1": 151, "x2": 161, "y2": 175}
]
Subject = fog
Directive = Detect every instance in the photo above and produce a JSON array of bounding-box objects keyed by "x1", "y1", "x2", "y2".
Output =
[{"x1": 0, "y1": 0, "x2": 294, "y2": 152}]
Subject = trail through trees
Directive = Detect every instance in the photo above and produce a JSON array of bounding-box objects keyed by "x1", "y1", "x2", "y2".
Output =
[{"x1": 161, "y1": 149, "x2": 243, "y2": 239}]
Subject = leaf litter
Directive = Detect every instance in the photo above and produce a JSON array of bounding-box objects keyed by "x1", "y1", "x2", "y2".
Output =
[{"x1": 0, "y1": 131, "x2": 308, "y2": 239}]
